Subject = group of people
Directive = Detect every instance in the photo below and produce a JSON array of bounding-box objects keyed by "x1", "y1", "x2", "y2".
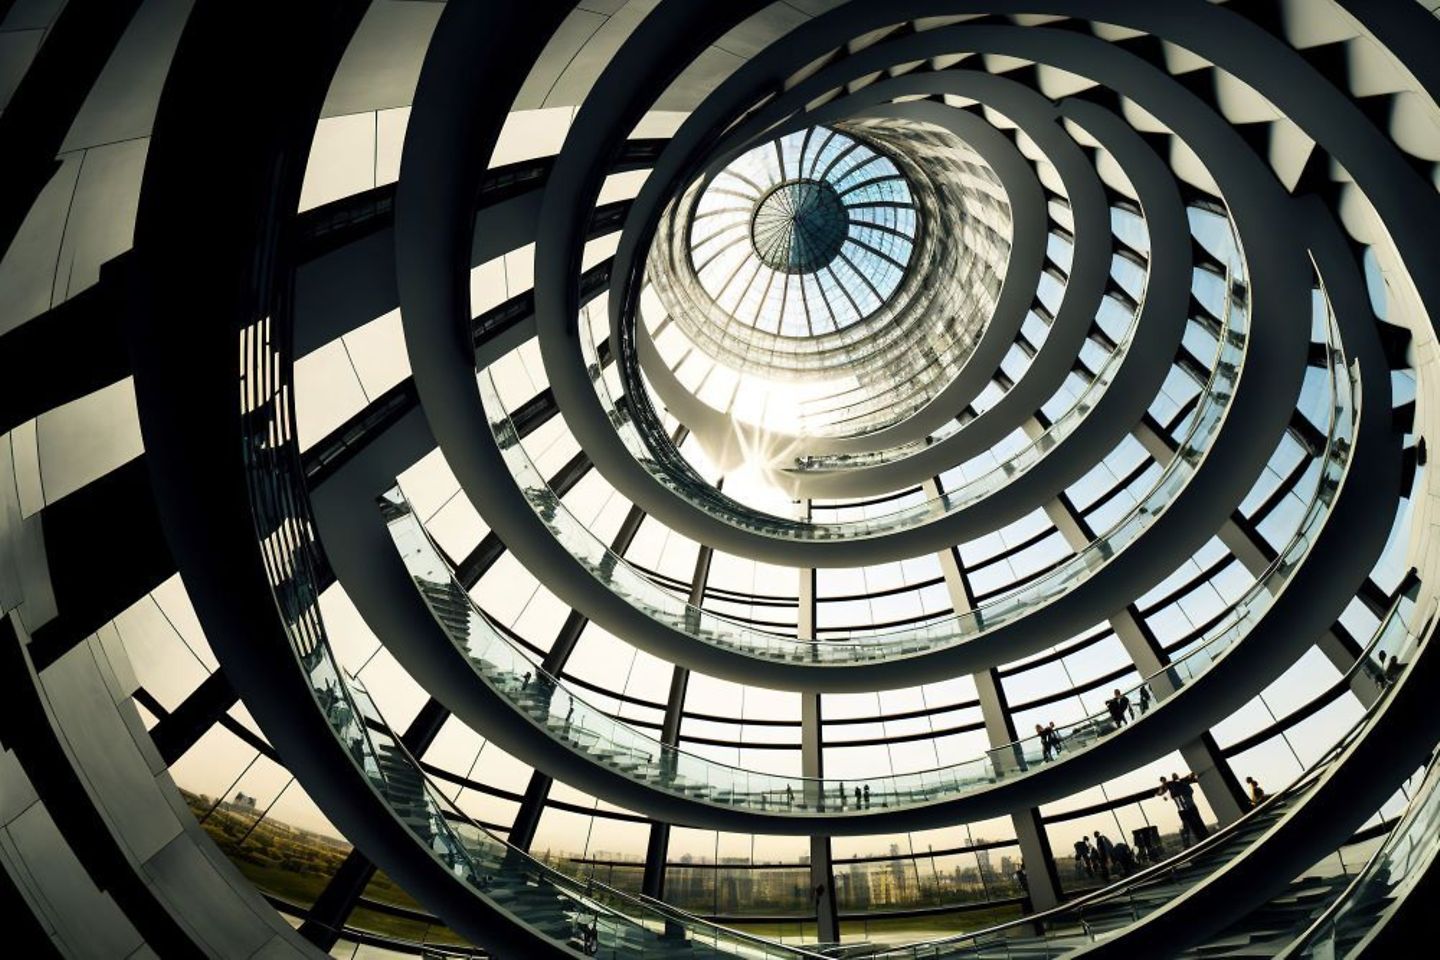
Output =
[
  {"x1": 1073, "y1": 830, "x2": 1138, "y2": 880},
  {"x1": 1035, "y1": 683, "x2": 1156, "y2": 763},
  {"x1": 834, "y1": 781, "x2": 875, "y2": 809},
  {"x1": 1104, "y1": 684, "x2": 1152, "y2": 728},
  {"x1": 1035, "y1": 721, "x2": 1065, "y2": 761},
  {"x1": 1373, "y1": 650, "x2": 1406, "y2": 689},
  {"x1": 774, "y1": 782, "x2": 881, "y2": 810},
  {"x1": 1065, "y1": 770, "x2": 1272, "y2": 886}
]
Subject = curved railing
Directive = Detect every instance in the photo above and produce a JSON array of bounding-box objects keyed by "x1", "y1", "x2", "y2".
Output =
[
  {"x1": 784, "y1": 294, "x2": 1118, "y2": 475},
  {"x1": 245, "y1": 148, "x2": 1375, "y2": 960},
  {"x1": 644, "y1": 151, "x2": 1012, "y2": 439},
  {"x1": 787, "y1": 279, "x2": 1155, "y2": 475},
  {"x1": 605, "y1": 217, "x2": 1153, "y2": 537},
  {"x1": 240, "y1": 318, "x2": 826, "y2": 960},
  {"x1": 1277, "y1": 644, "x2": 1440, "y2": 959},
  {"x1": 787, "y1": 223, "x2": 1228, "y2": 476},
  {"x1": 477, "y1": 254, "x2": 1269, "y2": 666},
  {"x1": 385, "y1": 322, "x2": 1351, "y2": 816},
  {"x1": 602, "y1": 266, "x2": 1147, "y2": 540},
  {"x1": 346, "y1": 675, "x2": 829, "y2": 959},
  {"x1": 857, "y1": 584, "x2": 1419, "y2": 959}
]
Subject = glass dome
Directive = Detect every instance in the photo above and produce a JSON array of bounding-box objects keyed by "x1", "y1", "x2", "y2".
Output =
[
  {"x1": 750, "y1": 178, "x2": 849, "y2": 273},
  {"x1": 688, "y1": 126, "x2": 917, "y2": 337}
]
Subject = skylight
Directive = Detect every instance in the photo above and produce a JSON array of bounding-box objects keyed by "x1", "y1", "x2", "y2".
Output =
[{"x1": 688, "y1": 126, "x2": 917, "y2": 336}]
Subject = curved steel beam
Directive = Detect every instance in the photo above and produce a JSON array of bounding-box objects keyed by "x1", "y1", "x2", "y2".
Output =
[{"x1": 414, "y1": 17, "x2": 1313, "y2": 692}]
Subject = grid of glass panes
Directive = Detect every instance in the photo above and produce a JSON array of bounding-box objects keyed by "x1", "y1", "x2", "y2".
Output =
[{"x1": 691, "y1": 126, "x2": 916, "y2": 336}]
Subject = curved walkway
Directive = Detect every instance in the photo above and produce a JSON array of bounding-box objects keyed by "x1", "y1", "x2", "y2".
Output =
[
  {"x1": 403, "y1": 9, "x2": 1329, "y2": 687},
  {"x1": 368, "y1": 335, "x2": 1358, "y2": 831}
]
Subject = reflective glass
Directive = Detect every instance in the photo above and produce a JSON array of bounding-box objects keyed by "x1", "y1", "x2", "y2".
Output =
[{"x1": 692, "y1": 127, "x2": 916, "y2": 335}]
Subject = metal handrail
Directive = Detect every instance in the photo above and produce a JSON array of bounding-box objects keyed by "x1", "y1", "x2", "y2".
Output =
[
  {"x1": 1272, "y1": 632, "x2": 1438, "y2": 958},
  {"x1": 858, "y1": 586, "x2": 1416, "y2": 957}
]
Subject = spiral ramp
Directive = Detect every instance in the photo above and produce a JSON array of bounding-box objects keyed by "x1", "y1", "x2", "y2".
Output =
[{"x1": 4, "y1": 2, "x2": 1440, "y2": 958}]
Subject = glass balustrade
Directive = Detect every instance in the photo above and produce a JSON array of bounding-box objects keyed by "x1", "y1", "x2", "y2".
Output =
[
  {"x1": 238, "y1": 212, "x2": 1383, "y2": 960},
  {"x1": 640, "y1": 213, "x2": 1112, "y2": 474},
  {"x1": 301, "y1": 655, "x2": 825, "y2": 958},
  {"x1": 856, "y1": 589, "x2": 1418, "y2": 960},
  {"x1": 789, "y1": 269, "x2": 1123, "y2": 457},
  {"x1": 594, "y1": 271, "x2": 1147, "y2": 540},
  {"x1": 792, "y1": 218, "x2": 1240, "y2": 474},
  {"x1": 476, "y1": 259, "x2": 1278, "y2": 666},
  {"x1": 787, "y1": 301, "x2": 1126, "y2": 475},
  {"x1": 240, "y1": 325, "x2": 826, "y2": 960},
  {"x1": 1282, "y1": 681, "x2": 1440, "y2": 958},
  {"x1": 612, "y1": 222, "x2": 1155, "y2": 536},
  {"x1": 385, "y1": 321, "x2": 1352, "y2": 817},
  {"x1": 261, "y1": 510, "x2": 826, "y2": 956}
]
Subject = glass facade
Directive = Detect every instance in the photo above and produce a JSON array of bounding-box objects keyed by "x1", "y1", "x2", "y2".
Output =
[{"x1": 9, "y1": 3, "x2": 1438, "y2": 959}]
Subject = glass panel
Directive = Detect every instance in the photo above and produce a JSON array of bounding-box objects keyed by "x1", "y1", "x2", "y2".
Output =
[
  {"x1": 381, "y1": 278, "x2": 1354, "y2": 817},
  {"x1": 239, "y1": 317, "x2": 823, "y2": 959},
  {"x1": 858, "y1": 587, "x2": 1418, "y2": 958}
]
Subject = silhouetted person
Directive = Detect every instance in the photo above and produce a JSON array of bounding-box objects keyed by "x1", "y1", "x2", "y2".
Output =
[
  {"x1": 1092, "y1": 830, "x2": 1114, "y2": 880},
  {"x1": 1074, "y1": 837, "x2": 1094, "y2": 877},
  {"x1": 1106, "y1": 688, "x2": 1130, "y2": 728},
  {"x1": 1370, "y1": 651, "x2": 1390, "y2": 689},
  {"x1": 1138, "y1": 684, "x2": 1152, "y2": 715},
  {"x1": 580, "y1": 917, "x2": 598, "y2": 955},
  {"x1": 1037, "y1": 723, "x2": 1055, "y2": 761},
  {"x1": 785, "y1": 784, "x2": 794, "y2": 808},
  {"x1": 1046, "y1": 721, "x2": 1063, "y2": 756},
  {"x1": 1384, "y1": 652, "x2": 1405, "y2": 686},
  {"x1": 1246, "y1": 776, "x2": 1267, "y2": 808},
  {"x1": 1168, "y1": 772, "x2": 1196, "y2": 808},
  {"x1": 855, "y1": 786, "x2": 862, "y2": 808},
  {"x1": 1133, "y1": 825, "x2": 1162, "y2": 864},
  {"x1": 318, "y1": 678, "x2": 338, "y2": 714},
  {"x1": 325, "y1": 689, "x2": 352, "y2": 733},
  {"x1": 658, "y1": 743, "x2": 679, "y2": 787},
  {"x1": 1161, "y1": 772, "x2": 1210, "y2": 841},
  {"x1": 862, "y1": 784, "x2": 871, "y2": 808},
  {"x1": 534, "y1": 670, "x2": 558, "y2": 712},
  {"x1": 1113, "y1": 841, "x2": 1136, "y2": 876}
]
